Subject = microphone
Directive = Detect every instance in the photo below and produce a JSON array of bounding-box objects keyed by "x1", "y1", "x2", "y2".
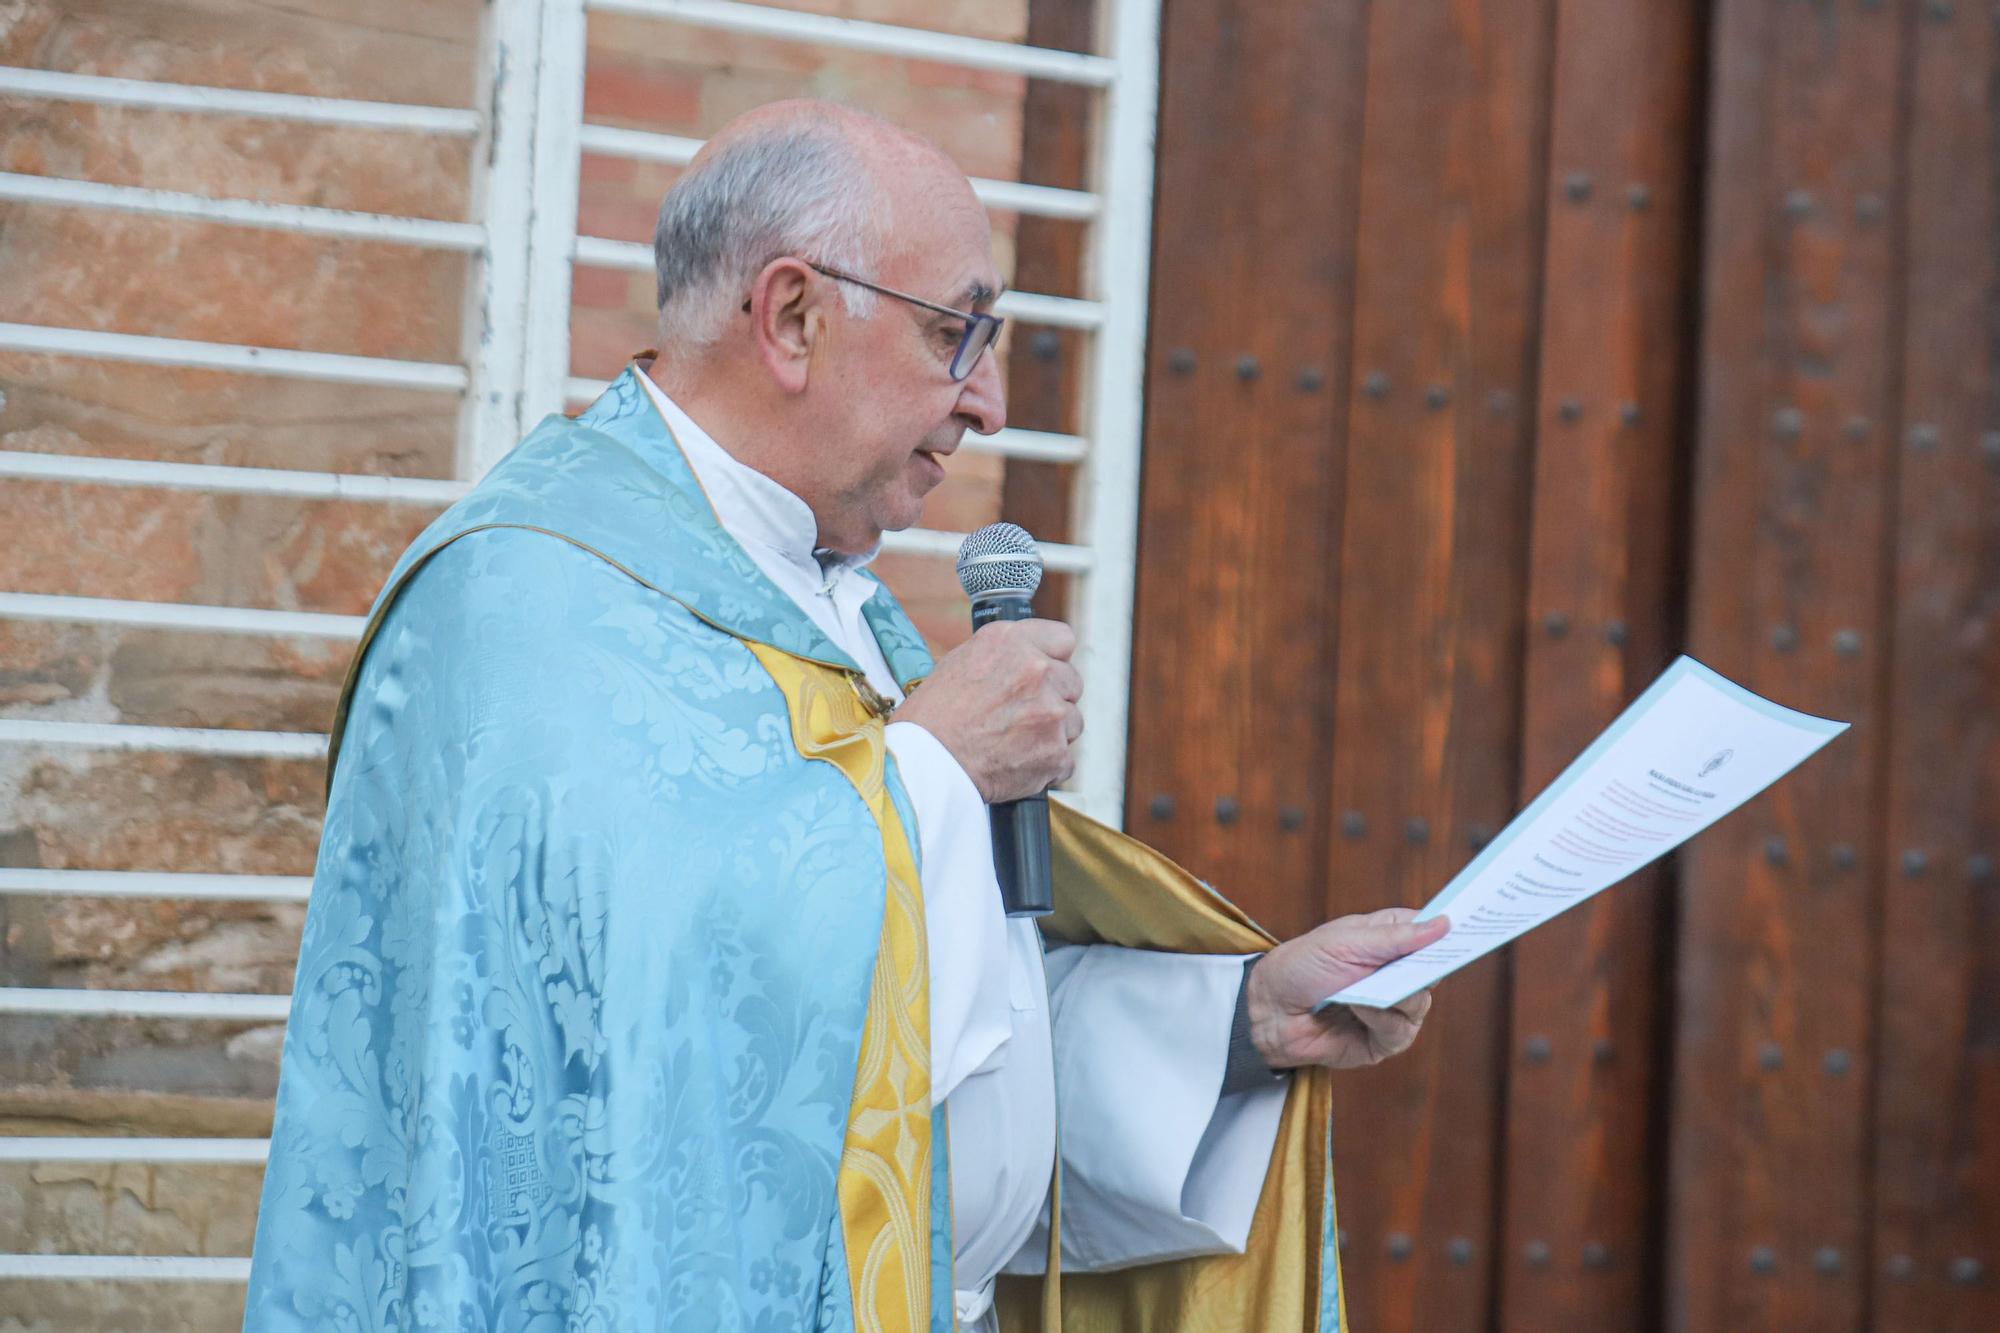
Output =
[{"x1": 955, "y1": 523, "x2": 1054, "y2": 918}]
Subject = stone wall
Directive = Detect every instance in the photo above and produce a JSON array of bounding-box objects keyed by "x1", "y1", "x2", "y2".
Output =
[{"x1": 0, "y1": 2, "x2": 1032, "y2": 1325}]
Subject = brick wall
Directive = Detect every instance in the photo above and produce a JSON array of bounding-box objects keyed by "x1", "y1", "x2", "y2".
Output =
[{"x1": 0, "y1": 2, "x2": 1033, "y2": 1325}]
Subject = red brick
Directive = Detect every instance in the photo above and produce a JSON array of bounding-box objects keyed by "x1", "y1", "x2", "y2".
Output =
[
  {"x1": 571, "y1": 264, "x2": 637, "y2": 311},
  {"x1": 590, "y1": 14, "x2": 830, "y2": 81},
  {"x1": 576, "y1": 189, "x2": 663, "y2": 246},
  {"x1": 268, "y1": 499, "x2": 440, "y2": 616},
  {"x1": 580, "y1": 151, "x2": 639, "y2": 186},
  {"x1": 570, "y1": 308, "x2": 657, "y2": 382},
  {"x1": 0, "y1": 481, "x2": 202, "y2": 603},
  {"x1": 584, "y1": 56, "x2": 704, "y2": 128}
]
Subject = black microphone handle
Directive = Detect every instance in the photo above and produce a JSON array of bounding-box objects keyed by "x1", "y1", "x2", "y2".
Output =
[{"x1": 969, "y1": 591, "x2": 1055, "y2": 918}]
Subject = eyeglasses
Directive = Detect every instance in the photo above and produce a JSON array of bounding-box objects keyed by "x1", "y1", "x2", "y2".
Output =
[
  {"x1": 809, "y1": 262, "x2": 1004, "y2": 383},
  {"x1": 742, "y1": 259, "x2": 1004, "y2": 382}
]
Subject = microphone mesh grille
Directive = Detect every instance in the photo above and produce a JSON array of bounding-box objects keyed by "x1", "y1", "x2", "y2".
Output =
[{"x1": 956, "y1": 522, "x2": 1044, "y2": 599}]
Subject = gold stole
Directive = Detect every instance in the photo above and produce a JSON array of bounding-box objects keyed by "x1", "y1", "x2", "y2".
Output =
[
  {"x1": 746, "y1": 644, "x2": 935, "y2": 1333},
  {"x1": 750, "y1": 645, "x2": 1346, "y2": 1333},
  {"x1": 996, "y1": 804, "x2": 1349, "y2": 1333}
]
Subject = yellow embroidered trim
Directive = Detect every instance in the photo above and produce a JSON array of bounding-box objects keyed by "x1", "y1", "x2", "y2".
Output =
[{"x1": 746, "y1": 642, "x2": 932, "y2": 1333}]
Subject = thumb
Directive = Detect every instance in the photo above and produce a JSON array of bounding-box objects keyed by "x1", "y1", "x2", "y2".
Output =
[{"x1": 1337, "y1": 914, "x2": 1450, "y2": 967}]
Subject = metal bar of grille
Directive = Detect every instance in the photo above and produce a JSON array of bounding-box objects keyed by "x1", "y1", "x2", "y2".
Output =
[
  {"x1": 0, "y1": 171, "x2": 485, "y2": 251},
  {"x1": 992, "y1": 289, "x2": 1104, "y2": 330},
  {"x1": 0, "y1": 1138, "x2": 270, "y2": 1164},
  {"x1": 0, "y1": 869, "x2": 311, "y2": 902},
  {"x1": 0, "y1": 322, "x2": 468, "y2": 391},
  {"x1": 0, "y1": 720, "x2": 327, "y2": 760},
  {"x1": 0, "y1": 451, "x2": 467, "y2": 505},
  {"x1": 0, "y1": 66, "x2": 481, "y2": 135},
  {"x1": 0, "y1": 591, "x2": 364, "y2": 639},
  {"x1": 585, "y1": 0, "x2": 1116, "y2": 86},
  {"x1": 0, "y1": 1255, "x2": 253, "y2": 1282},
  {"x1": 0, "y1": 988, "x2": 293, "y2": 1020}
]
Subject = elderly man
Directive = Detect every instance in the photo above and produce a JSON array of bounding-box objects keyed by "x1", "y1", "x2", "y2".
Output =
[{"x1": 245, "y1": 101, "x2": 1444, "y2": 1332}]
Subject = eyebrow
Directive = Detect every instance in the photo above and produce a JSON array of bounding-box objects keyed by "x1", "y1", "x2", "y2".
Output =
[{"x1": 957, "y1": 278, "x2": 1004, "y2": 310}]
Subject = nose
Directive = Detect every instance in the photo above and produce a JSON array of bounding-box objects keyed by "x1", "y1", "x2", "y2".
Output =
[{"x1": 954, "y1": 341, "x2": 1008, "y2": 435}]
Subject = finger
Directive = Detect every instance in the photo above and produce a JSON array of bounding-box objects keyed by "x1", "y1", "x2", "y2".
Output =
[
  {"x1": 1020, "y1": 618, "x2": 1078, "y2": 660},
  {"x1": 1389, "y1": 989, "x2": 1433, "y2": 1025},
  {"x1": 1348, "y1": 997, "x2": 1414, "y2": 1028},
  {"x1": 1374, "y1": 1019, "x2": 1423, "y2": 1057},
  {"x1": 1048, "y1": 660, "x2": 1084, "y2": 703},
  {"x1": 1332, "y1": 913, "x2": 1451, "y2": 967},
  {"x1": 1343, "y1": 1008, "x2": 1413, "y2": 1051},
  {"x1": 1061, "y1": 704, "x2": 1084, "y2": 743},
  {"x1": 1350, "y1": 1004, "x2": 1423, "y2": 1047}
]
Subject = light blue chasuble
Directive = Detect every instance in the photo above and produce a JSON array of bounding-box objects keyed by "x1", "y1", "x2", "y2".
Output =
[
  {"x1": 246, "y1": 369, "x2": 952, "y2": 1331},
  {"x1": 248, "y1": 369, "x2": 1353, "y2": 1333}
]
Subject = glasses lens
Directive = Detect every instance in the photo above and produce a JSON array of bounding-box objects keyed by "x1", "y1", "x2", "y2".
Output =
[{"x1": 951, "y1": 316, "x2": 1001, "y2": 382}]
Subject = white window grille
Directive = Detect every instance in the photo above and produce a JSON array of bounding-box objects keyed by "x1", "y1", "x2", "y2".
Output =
[{"x1": 0, "y1": 0, "x2": 1163, "y2": 1286}]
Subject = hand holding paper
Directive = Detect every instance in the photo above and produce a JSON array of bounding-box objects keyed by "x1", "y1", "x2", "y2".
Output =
[
  {"x1": 1246, "y1": 908, "x2": 1451, "y2": 1070},
  {"x1": 1323, "y1": 656, "x2": 1847, "y2": 1011}
]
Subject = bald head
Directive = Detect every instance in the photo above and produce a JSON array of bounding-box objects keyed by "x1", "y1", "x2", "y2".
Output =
[
  {"x1": 690, "y1": 99, "x2": 959, "y2": 188},
  {"x1": 652, "y1": 99, "x2": 978, "y2": 351}
]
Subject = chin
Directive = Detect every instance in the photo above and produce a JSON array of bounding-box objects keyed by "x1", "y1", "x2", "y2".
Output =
[{"x1": 878, "y1": 493, "x2": 929, "y2": 535}]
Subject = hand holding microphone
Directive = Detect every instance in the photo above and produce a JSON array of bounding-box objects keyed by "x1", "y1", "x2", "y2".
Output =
[{"x1": 887, "y1": 523, "x2": 1075, "y2": 915}]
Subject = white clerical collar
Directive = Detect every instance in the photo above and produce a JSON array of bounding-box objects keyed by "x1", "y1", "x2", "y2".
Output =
[{"x1": 633, "y1": 365, "x2": 879, "y2": 578}]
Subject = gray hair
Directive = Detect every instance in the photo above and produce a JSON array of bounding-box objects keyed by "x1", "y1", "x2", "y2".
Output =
[{"x1": 652, "y1": 120, "x2": 882, "y2": 347}]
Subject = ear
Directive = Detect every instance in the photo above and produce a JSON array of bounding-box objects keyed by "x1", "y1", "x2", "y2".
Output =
[{"x1": 744, "y1": 257, "x2": 824, "y2": 394}]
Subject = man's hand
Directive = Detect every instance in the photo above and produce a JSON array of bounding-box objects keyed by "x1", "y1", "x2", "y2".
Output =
[
  {"x1": 891, "y1": 619, "x2": 1083, "y2": 803},
  {"x1": 1244, "y1": 909, "x2": 1450, "y2": 1071}
]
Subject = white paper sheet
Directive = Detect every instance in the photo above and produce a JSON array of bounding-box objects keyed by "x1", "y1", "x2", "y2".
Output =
[{"x1": 1324, "y1": 656, "x2": 1848, "y2": 1010}]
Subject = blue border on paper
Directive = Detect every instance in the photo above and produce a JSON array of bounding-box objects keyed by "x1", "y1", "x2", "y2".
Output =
[{"x1": 1322, "y1": 655, "x2": 1848, "y2": 1009}]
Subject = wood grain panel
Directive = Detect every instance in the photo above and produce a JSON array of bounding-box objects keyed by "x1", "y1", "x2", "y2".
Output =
[
  {"x1": 1669, "y1": 2, "x2": 1907, "y2": 1327},
  {"x1": 1123, "y1": 0, "x2": 1371, "y2": 943},
  {"x1": 1869, "y1": 3, "x2": 2000, "y2": 1328},
  {"x1": 1321, "y1": 2, "x2": 1554, "y2": 1327},
  {"x1": 1498, "y1": 1, "x2": 1703, "y2": 1327}
]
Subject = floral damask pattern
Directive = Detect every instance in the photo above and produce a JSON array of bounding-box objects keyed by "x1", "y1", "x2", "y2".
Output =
[{"x1": 248, "y1": 369, "x2": 955, "y2": 1330}]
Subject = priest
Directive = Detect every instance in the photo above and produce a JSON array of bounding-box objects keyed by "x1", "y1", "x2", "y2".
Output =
[{"x1": 245, "y1": 100, "x2": 1447, "y2": 1332}]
